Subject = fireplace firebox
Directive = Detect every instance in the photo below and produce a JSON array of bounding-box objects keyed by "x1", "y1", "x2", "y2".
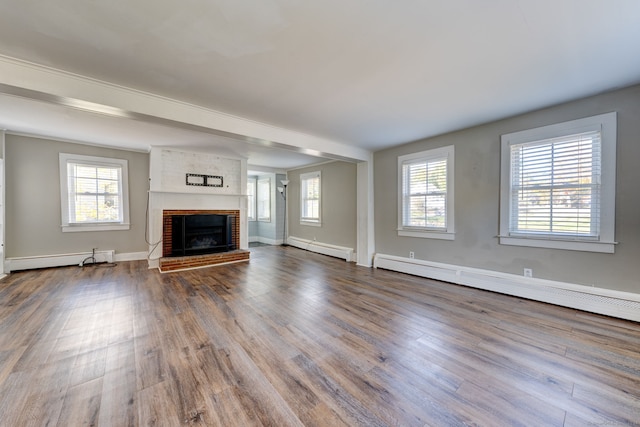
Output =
[{"x1": 169, "y1": 214, "x2": 235, "y2": 257}]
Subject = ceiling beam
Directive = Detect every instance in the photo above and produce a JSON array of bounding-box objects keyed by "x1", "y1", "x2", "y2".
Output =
[{"x1": 0, "y1": 55, "x2": 370, "y2": 162}]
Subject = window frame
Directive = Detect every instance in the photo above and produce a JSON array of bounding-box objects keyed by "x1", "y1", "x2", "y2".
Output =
[
  {"x1": 397, "y1": 145, "x2": 455, "y2": 240},
  {"x1": 499, "y1": 112, "x2": 617, "y2": 253},
  {"x1": 300, "y1": 170, "x2": 321, "y2": 226},
  {"x1": 247, "y1": 177, "x2": 256, "y2": 221},
  {"x1": 257, "y1": 177, "x2": 271, "y2": 222},
  {"x1": 59, "y1": 153, "x2": 130, "y2": 232}
]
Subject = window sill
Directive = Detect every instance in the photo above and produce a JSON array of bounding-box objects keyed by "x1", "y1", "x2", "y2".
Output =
[
  {"x1": 62, "y1": 223, "x2": 130, "y2": 233},
  {"x1": 499, "y1": 236, "x2": 616, "y2": 253},
  {"x1": 301, "y1": 220, "x2": 322, "y2": 227},
  {"x1": 398, "y1": 229, "x2": 455, "y2": 240}
]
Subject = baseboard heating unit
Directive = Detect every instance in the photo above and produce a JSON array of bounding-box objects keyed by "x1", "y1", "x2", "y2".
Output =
[
  {"x1": 287, "y1": 236, "x2": 355, "y2": 262},
  {"x1": 373, "y1": 253, "x2": 640, "y2": 322},
  {"x1": 5, "y1": 250, "x2": 115, "y2": 272}
]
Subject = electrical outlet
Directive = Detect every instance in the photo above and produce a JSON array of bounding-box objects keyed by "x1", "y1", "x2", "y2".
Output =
[
  {"x1": 409, "y1": 251, "x2": 415, "y2": 259},
  {"x1": 524, "y1": 268, "x2": 533, "y2": 278}
]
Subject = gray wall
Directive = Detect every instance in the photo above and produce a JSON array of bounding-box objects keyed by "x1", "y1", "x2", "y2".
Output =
[
  {"x1": 248, "y1": 218, "x2": 259, "y2": 238},
  {"x1": 5, "y1": 134, "x2": 149, "y2": 257},
  {"x1": 374, "y1": 84, "x2": 640, "y2": 294},
  {"x1": 287, "y1": 161, "x2": 357, "y2": 249}
]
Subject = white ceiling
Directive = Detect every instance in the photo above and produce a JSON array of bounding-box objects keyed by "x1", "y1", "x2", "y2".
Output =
[{"x1": 1, "y1": 0, "x2": 640, "y2": 169}]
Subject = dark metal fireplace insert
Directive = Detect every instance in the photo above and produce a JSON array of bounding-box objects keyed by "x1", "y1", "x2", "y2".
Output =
[{"x1": 169, "y1": 214, "x2": 235, "y2": 257}]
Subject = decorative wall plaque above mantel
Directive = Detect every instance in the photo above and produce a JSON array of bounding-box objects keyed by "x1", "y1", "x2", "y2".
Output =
[{"x1": 186, "y1": 173, "x2": 224, "y2": 187}]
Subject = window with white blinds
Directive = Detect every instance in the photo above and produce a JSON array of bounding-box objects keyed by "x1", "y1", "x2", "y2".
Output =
[
  {"x1": 398, "y1": 146, "x2": 455, "y2": 239},
  {"x1": 500, "y1": 112, "x2": 617, "y2": 253},
  {"x1": 247, "y1": 178, "x2": 256, "y2": 221},
  {"x1": 59, "y1": 153, "x2": 130, "y2": 232},
  {"x1": 300, "y1": 171, "x2": 321, "y2": 224},
  {"x1": 257, "y1": 177, "x2": 271, "y2": 222},
  {"x1": 509, "y1": 131, "x2": 601, "y2": 237}
]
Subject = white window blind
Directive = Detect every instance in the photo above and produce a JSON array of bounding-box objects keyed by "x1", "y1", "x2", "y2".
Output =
[
  {"x1": 59, "y1": 153, "x2": 130, "y2": 232},
  {"x1": 247, "y1": 178, "x2": 256, "y2": 221},
  {"x1": 499, "y1": 112, "x2": 616, "y2": 253},
  {"x1": 257, "y1": 178, "x2": 271, "y2": 221},
  {"x1": 509, "y1": 130, "x2": 601, "y2": 238},
  {"x1": 67, "y1": 161, "x2": 123, "y2": 223},
  {"x1": 402, "y1": 157, "x2": 448, "y2": 229},
  {"x1": 301, "y1": 171, "x2": 321, "y2": 223},
  {"x1": 397, "y1": 146, "x2": 455, "y2": 240}
]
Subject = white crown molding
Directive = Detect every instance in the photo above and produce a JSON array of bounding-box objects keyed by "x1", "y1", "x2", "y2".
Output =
[{"x1": 0, "y1": 54, "x2": 371, "y2": 162}]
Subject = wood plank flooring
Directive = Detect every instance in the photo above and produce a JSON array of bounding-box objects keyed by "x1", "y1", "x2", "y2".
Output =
[{"x1": 0, "y1": 245, "x2": 639, "y2": 426}]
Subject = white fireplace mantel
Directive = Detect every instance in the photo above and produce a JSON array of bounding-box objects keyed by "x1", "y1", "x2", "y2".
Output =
[{"x1": 147, "y1": 147, "x2": 248, "y2": 269}]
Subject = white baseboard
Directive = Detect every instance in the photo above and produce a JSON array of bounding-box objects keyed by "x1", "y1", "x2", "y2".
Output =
[
  {"x1": 4, "y1": 250, "x2": 149, "y2": 272},
  {"x1": 373, "y1": 253, "x2": 640, "y2": 322},
  {"x1": 114, "y1": 251, "x2": 148, "y2": 262},
  {"x1": 253, "y1": 236, "x2": 282, "y2": 246},
  {"x1": 6, "y1": 250, "x2": 115, "y2": 272},
  {"x1": 288, "y1": 236, "x2": 355, "y2": 262}
]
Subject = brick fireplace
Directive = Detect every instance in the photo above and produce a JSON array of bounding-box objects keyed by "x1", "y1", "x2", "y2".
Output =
[
  {"x1": 159, "y1": 209, "x2": 249, "y2": 272},
  {"x1": 147, "y1": 148, "x2": 250, "y2": 272},
  {"x1": 162, "y1": 209, "x2": 240, "y2": 256}
]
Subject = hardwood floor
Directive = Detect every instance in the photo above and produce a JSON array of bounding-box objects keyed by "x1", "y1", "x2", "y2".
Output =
[{"x1": 0, "y1": 246, "x2": 639, "y2": 426}]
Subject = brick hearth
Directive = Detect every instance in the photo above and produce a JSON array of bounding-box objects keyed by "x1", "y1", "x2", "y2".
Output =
[{"x1": 159, "y1": 250, "x2": 250, "y2": 272}]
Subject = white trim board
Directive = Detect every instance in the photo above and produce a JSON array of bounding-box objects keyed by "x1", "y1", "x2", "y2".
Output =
[
  {"x1": 5, "y1": 250, "x2": 147, "y2": 272},
  {"x1": 249, "y1": 236, "x2": 283, "y2": 246},
  {"x1": 287, "y1": 236, "x2": 354, "y2": 262},
  {"x1": 115, "y1": 252, "x2": 148, "y2": 262},
  {"x1": 373, "y1": 253, "x2": 640, "y2": 322}
]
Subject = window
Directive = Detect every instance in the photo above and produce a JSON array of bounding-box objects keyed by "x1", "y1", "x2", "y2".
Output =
[
  {"x1": 257, "y1": 177, "x2": 271, "y2": 222},
  {"x1": 59, "y1": 153, "x2": 130, "y2": 232},
  {"x1": 247, "y1": 178, "x2": 256, "y2": 221},
  {"x1": 398, "y1": 146, "x2": 455, "y2": 239},
  {"x1": 500, "y1": 112, "x2": 617, "y2": 253},
  {"x1": 300, "y1": 171, "x2": 321, "y2": 225}
]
